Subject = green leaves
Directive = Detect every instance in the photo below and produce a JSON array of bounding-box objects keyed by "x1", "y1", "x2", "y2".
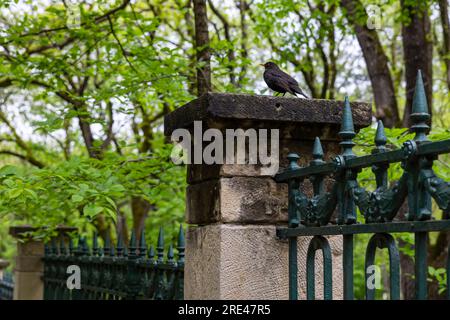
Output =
[
  {"x1": 71, "y1": 194, "x2": 84, "y2": 203},
  {"x1": 428, "y1": 266, "x2": 447, "y2": 294},
  {"x1": 0, "y1": 139, "x2": 185, "y2": 235},
  {"x1": 83, "y1": 204, "x2": 104, "y2": 219},
  {"x1": 0, "y1": 165, "x2": 19, "y2": 177}
]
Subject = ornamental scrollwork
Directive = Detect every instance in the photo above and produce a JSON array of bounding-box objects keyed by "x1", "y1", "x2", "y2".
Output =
[{"x1": 353, "y1": 175, "x2": 408, "y2": 223}]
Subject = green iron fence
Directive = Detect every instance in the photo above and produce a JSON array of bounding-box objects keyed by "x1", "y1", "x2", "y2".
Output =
[
  {"x1": 275, "y1": 70, "x2": 450, "y2": 300},
  {"x1": 0, "y1": 271, "x2": 14, "y2": 300},
  {"x1": 43, "y1": 226, "x2": 184, "y2": 300}
]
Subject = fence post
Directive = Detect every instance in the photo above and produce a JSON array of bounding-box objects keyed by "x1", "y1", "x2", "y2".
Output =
[
  {"x1": 9, "y1": 225, "x2": 76, "y2": 300},
  {"x1": 164, "y1": 93, "x2": 372, "y2": 299},
  {"x1": 0, "y1": 259, "x2": 9, "y2": 279}
]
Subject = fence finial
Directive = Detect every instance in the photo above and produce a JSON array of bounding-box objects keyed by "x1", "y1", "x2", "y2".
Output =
[
  {"x1": 177, "y1": 225, "x2": 185, "y2": 248},
  {"x1": 82, "y1": 237, "x2": 89, "y2": 256},
  {"x1": 177, "y1": 225, "x2": 185, "y2": 265},
  {"x1": 117, "y1": 233, "x2": 124, "y2": 257},
  {"x1": 375, "y1": 120, "x2": 387, "y2": 150},
  {"x1": 167, "y1": 244, "x2": 175, "y2": 265},
  {"x1": 311, "y1": 137, "x2": 325, "y2": 165},
  {"x1": 59, "y1": 236, "x2": 66, "y2": 255},
  {"x1": 139, "y1": 229, "x2": 147, "y2": 258},
  {"x1": 339, "y1": 96, "x2": 356, "y2": 157},
  {"x1": 68, "y1": 238, "x2": 74, "y2": 255},
  {"x1": 129, "y1": 230, "x2": 137, "y2": 257},
  {"x1": 104, "y1": 233, "x2": 111, "y2": 256},
  {"x1": 410, "y1": 70, "x2": 430, "y2": 142},
  {"x1": 148, "y1": 245, "x2": 155, "y2": 262},
  {"x1": 51, "y1": 238, "x2": 58, "y2": 255},
  {"x1": 157, "y1": 227, "x2": 164, "y2": 263},
  {"x1": 287, "y1": 153, "x2": 300, "y2": 170},
  {"x1": 92, "y1": 232, "x2": 98, "y2": 256}
]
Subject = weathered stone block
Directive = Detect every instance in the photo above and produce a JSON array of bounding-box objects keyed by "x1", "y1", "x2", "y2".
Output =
[
  {"x1": 16, "y1": 241, "x2": 44, "y2": 257},
  {"x1": 185, "y1": 224, "x2": 343, "y2": 300},
  {"x1": 187, "y1": 176, "x2": 339, "y2": 225},
  {"x1": 187, "y1": 177, "x2": 288, "y2": 224},
  {"x1": 15, "y1": 255, "x2": 43, "y2": 273},
  {"x1": 13, "y1": 272, "x2": 43, "y2": 300},
  {"x1": 164, "y1": 93, "x2": 371, "y2": 137},
  {"x1": 186, "y1": 138, "x2": 342, "y2": 184}
]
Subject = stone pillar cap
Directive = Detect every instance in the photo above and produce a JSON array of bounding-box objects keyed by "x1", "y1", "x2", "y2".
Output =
[
  {"x1": 164, "y1": 93, "x2": 372, "y2": 136},
  {"x1": 9, "y1": 225, "x2": 77, "y2": 239},
  {"x1": 0, "y1": 259, "x2": 10, "y2": 269}
]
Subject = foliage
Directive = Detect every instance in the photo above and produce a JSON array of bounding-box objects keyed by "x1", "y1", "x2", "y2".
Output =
[{"x1": 352, "y1": 126, "x2": 450, "y2": 298}]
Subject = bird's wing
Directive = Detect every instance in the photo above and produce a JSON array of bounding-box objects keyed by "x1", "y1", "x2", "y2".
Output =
[
  {"x1": 265, "y1": 71, "x2": 293, "y2": 93},
  {"x1": 280, "y1": 71, "x2": 299, "y2": 86}
]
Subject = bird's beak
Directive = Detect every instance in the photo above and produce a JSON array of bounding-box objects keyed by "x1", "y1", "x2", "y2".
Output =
[{"x1": 259, "y1": 64, "x2": 265, "y2": 67}]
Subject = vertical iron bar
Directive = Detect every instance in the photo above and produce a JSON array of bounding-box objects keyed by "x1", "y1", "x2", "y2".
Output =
[
  {"x1": 343, "y1": 234, "x2": 354, "y2": 300},
  {"x1": 288, "y1": 237, "x2": 298, "y2": 300},
  {"x1": 415, "y1": 232, "x2": 428, "y2": 300},
  {"x1": 447, "y1": 244, "x2": 450, "y2": 300},
  {"x1": 306, "y1": 236, "x2": 332, "y2": 300},
  {"x1": 286, "y1": 153, "x2": 300, "y2": 300}
]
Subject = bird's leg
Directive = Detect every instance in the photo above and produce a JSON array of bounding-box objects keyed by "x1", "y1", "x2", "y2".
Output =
[{"x1": 282, "y1": 92, "x2": 286, "y2": 97}]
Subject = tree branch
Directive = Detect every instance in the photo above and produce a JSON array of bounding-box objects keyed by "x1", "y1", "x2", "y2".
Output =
[{"x1": 0, "y1": 150, "x2": 44, "y2": 168}]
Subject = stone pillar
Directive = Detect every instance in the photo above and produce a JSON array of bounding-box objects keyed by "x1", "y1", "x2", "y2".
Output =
[
  {"x1": 9, "y1": 225, "x2": 77, "y2": 300},
  {"x1": 0, "y1": 259, "x2": 10, "y2": 279},
  {"x1": 164, "y1": 93, "x2": 371, "y2": 299}
]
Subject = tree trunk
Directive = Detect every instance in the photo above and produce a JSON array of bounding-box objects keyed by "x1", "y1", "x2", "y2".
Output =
[
  {"x1": 131, "y1": 196, "x2": 152, "y2": 241},
  {"x1": 438, "y1": 0, "x2": 450, "y2": 90},
  {"x1": 401, "y1": 0, "x2": 433, "y2": 127},
  {"x1": 340, "y1": 0, "x2": 399, "y2": 128},
  {"x1": 193, "y1": 0, "x2": 211, "y2": 95}
]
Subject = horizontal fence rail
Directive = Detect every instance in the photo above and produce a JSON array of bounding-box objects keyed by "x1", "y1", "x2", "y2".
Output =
[
  {"x1": 275, "y1": 70, "x2": 450, "y2": 300},
  {"x1": 43, "y1": 226, "x2": 184, "y2": 300},
  {"x1": 0, "y1": 271, "x2": 14, "y2": 300}
]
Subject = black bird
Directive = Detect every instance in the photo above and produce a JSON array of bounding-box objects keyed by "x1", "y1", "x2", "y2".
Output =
[{"x1": 261, "y1": 62, "x2": 308, "y2": 98}]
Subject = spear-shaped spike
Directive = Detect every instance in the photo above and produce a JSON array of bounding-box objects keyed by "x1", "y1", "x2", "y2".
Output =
[
  {"x1": 109, "y1": 243, "x2": 115, "y2": 257},
  {"x1": 311, "y1": 137, "x2": 325, "y2": 165},
  {"x1": 410, "y1": 70, "x2": 430, "y2": 142},
  {"x1": 411, "y1": 70, "x2": 429, "y2": 115},
  {"x1": 59, "y1": 236, "x2": 66, "y2": 255},
  {"x1": 167, "y1": 244, "x2": 174, "y2": 265},
  {"x1": 103, "y1": 233, "x2": 111, "y2": 256},
  {"x1": 148, "y1": 245, "x2": 155, "y2": 262},
  {"x1": 82, "y1": 237, "x2": 89, "y2": 256},
  {"x1": 51, "y1": 238, "x2": 58, "y2": 255},
  {"x1": 68, "y1": 238, "x2": 74, "y2": 255},
  {"x1": 128, "y1": 229, "x2": 137, "y2": 257},
  {"x1": 339, "y1": 96, "x2": 356, "y2": 157},
  {"x1": 341, "y1": 96, "x2": 355, "y2": 133},
  {"x1": 177, "y1": 225, "x2": 185, "y2": 265},
  {"x1": 177, "y1": 225, "x2": 185, "y2": 249},
  {"x1": 374, "y1": 120, "x2": 387, "y2": 150},
  {"x1": 116, "y1": 233, "x2": 124, "y2": 257},
  {"x1": 92, "y1": 232, "x2": 99, "y2": 256},
  {"x1": 157, "y1": 227, "x2": 164, "y2": 263},
  {"x1": 139, "y1": 229, "x2": 147, "y2": 258},
  {"x1": 76, "y1": 236, "x2": 83, "y2": 255}
]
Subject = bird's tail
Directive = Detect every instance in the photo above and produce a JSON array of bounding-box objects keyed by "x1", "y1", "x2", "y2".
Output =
[{"x1": 293, "y1": 86, "x2": 309, "y2": 99}]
